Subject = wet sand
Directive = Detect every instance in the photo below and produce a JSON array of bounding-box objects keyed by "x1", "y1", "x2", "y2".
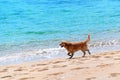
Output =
[{"x1": 0, "y1": 51, "x2": 120, "y2": 80}]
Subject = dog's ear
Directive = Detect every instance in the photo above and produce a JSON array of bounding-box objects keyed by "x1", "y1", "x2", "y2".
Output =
[
  {"x1": 62, "y1": 43, "x2": 66, "y2": 46},
  {"x1": 62, "y1": 42, "x2": 67, "y2": 46},
  {"x1": 65, "y1": 42, "x2": 71, "y2": 46}
]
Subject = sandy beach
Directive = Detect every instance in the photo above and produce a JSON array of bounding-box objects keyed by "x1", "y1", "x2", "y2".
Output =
[{"x1": 0, "y1": 51, "x2": 120, "y2": 80}]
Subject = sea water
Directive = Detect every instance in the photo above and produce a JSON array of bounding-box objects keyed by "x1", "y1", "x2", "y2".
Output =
[{"x1": 0, "y1": 0, "x2": 120, "y2": 65}]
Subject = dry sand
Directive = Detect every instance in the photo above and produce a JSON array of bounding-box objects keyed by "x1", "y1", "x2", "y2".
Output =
[{"x1": 0, "y1": 51, "x2": 120, "y2": 80}]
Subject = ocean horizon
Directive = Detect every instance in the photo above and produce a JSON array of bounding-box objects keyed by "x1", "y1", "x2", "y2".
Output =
[{"x1": 0, "y1": 0, "x2": 120, "y2": 65}]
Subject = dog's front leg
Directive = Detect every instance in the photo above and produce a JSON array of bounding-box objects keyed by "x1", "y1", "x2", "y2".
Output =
[
  {"x1": 67, "y1": 52, "x2": 71, "y2": 56},
  {"x1": 69, "y1": 53, "x2": 74, "y2": 59}
]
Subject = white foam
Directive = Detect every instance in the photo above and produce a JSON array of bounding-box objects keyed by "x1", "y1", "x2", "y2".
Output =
[
  {"x1": 90, "y1": 40, "x2": 120, "y2": 47},
  {"x1": 0, "y1": 47, "x2": 66, "y2": 65},
  {"x1": 0, "y1": 41, "x2": 120, "y2": 66}
]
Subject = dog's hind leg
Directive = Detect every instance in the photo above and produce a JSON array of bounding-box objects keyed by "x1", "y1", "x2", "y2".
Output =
[
  {"x1": 82, "y1": 51, "x2": 86, "y2": 57},
  {"x1": 87, "y1": 49, "x2": 91, "y2": 55}
]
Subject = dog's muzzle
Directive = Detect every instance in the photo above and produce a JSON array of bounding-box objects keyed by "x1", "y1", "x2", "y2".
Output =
[{"x1": 59, "y1": 44, "x2": 63, "y2": 47}]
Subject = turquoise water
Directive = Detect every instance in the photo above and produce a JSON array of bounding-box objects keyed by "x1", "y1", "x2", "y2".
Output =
[{"x1": 0, "y1": 0, "x2": 120, "y2": 65}]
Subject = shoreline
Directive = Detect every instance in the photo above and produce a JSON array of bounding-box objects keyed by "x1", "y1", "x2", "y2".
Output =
[
  {"x1": 0, "y1": 44, "x2": 120, "y2": 66},
  {"x1": 0, "y1": 51, "x2": 120, "y2": 80}
]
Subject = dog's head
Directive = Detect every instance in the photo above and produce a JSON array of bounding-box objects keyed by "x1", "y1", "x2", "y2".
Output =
[
  {"x1": 60, "y1": 41, "x2": 70, "y2": 47},
  {"x1": 60, "y1": 42, "x2": 66, "y2": 47}
]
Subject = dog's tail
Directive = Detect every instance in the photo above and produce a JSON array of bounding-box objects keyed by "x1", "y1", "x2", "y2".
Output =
[{"x1": 84, "y1": 34, "x2": 90, "y2": 43}]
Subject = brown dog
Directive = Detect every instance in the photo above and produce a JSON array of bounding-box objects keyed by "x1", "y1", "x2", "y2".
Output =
[{"x1": 60, "y1": 34, "x2": 91, "y2": 59}]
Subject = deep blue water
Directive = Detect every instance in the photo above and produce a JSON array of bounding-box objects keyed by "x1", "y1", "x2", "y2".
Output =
[{"x1": 0, "y1": 0, "x2": 120, "y2": 65}]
